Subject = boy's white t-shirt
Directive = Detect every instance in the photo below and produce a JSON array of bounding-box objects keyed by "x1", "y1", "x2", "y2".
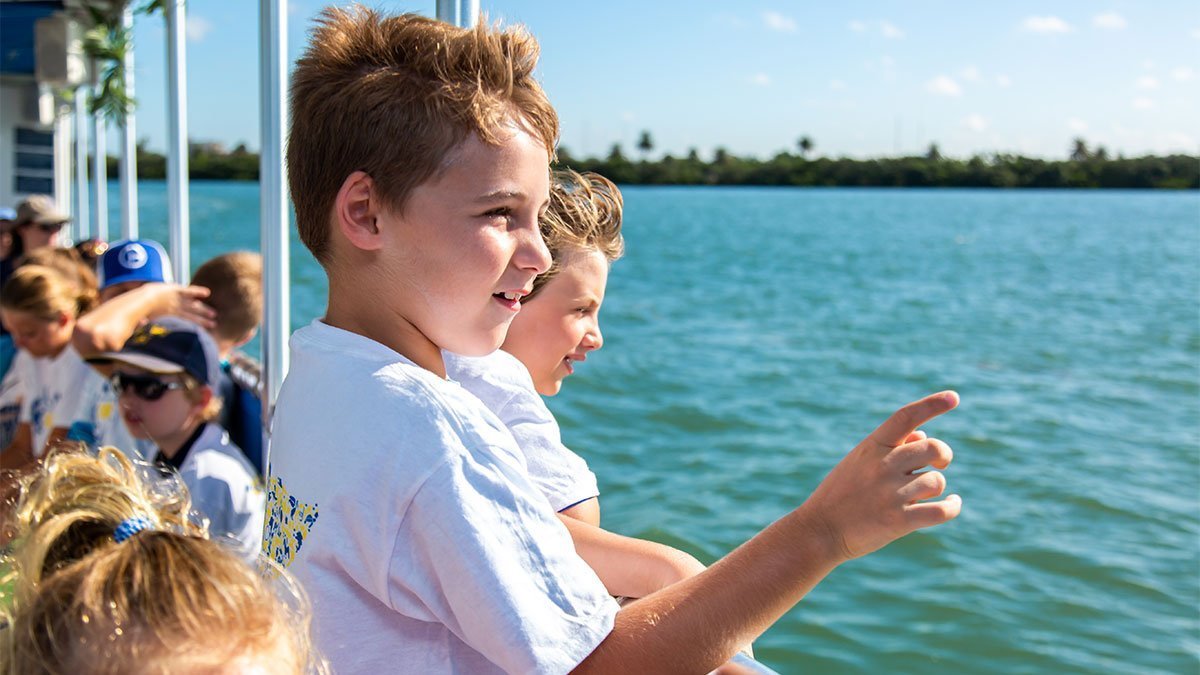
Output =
[
  {"x1": 16, "y1": 346, "x2": 91, "y2": 455},
  {"x1": 153, "y1": 422, "x2": 264, "y2": 560},
  {"x1": 444, "y1": 350, "x2": 600, "y2": 512},
  {"x1": 265, "y1": 321, "x2": 617, "y2": 674}
]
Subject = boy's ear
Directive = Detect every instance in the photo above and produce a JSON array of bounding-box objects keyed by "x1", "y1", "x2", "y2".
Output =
[
  {"x1": 334, "y1": 171, "x2": 385, "y2": 252},
  {"x1": 190, "y1": 385, "x2": 213, "y2": 413}
]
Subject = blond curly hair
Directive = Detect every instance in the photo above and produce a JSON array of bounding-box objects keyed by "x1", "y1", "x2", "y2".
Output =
[
  {"x1": 528, "y1": 169, "x2": 625, "y2": 300},
  {"x1": 0, "y1": 446, "x2": 325, "y2": 674}
]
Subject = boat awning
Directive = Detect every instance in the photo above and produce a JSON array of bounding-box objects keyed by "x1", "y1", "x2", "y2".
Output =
[{"x1": 0, "y1": 1, "x2": 65, "y2": 76}]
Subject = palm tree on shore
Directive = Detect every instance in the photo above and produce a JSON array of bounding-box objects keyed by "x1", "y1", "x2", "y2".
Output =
[
  {"x1": 637, "y1": 130, "x2": 654, "y2": 162},
  {"x1": 797, "y1": 136, "x2": 814, "y2": 158},
  {"x1": 1070, "y1": 138, "x2": 1091, "y2": 162}
]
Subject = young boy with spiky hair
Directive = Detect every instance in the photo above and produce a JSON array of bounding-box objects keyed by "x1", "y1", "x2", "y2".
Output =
[
  {"x1": 266, "y1": 7, "x2": 963, "y2": 674},
  {"x1": 190, "y1": 251, "x2": 265, "y2": 472}
]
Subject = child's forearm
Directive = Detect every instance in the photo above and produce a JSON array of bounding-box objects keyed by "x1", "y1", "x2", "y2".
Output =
[
  {"x1": 72, "y1": 284, "x2": 215, "y2": 357},
  {"x1": 575, "y1": 507, "x2": 841, "y2": 674},
  {"x1": 558, "y1": 515, "x2": 706, "y2": 599}
]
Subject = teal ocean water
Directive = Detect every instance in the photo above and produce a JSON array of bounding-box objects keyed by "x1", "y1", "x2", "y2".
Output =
[{"x1": 116, "y1": 182, "x2": 1199, "y2": 673}]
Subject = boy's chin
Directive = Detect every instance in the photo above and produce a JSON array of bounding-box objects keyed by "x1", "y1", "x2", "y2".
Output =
[{"x1": 444, "y1": 334, "x2": 506, "y2": 358}]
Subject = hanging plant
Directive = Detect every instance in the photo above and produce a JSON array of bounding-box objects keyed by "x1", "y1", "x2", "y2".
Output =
[{"x1": 77, "y1": 0, "x2": 169, "y2": 120}]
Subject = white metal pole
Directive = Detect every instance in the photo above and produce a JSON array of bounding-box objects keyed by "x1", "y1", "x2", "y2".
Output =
[
  {"x1": 165, "y1": 0, "x2": 190, "y2": 282},
  {"x1": 92, "y1": 109, "x2": 108, "y2": 241},
  {"x1": 436, "y1": 0, "x2": 479, "y2": 27},
  {"x1": 259, "y1": 0, "x2": 290, "y2": 448},
  {"x1": 119, "y1": 5, "x2": 139, "y2": 239},
  {"x1": 73, "y1": 89, "x2": 90, "y2": 240},
  {"x1": 53, "y1": 105, "x2": 73, "y2": 242}
]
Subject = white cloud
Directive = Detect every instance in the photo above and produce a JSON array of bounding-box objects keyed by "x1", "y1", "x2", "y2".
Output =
[
  {"x1": 1132, "y1": 97, "x2": 1155, "y2": 110},
  {"x1": 185, "y1": 15, "x2": 213, "y2": 42},
  {"x1": 848, "y1": 19, "x2": 867, "y2": 32},
  {"x1": 963, "y1": 114, "x2": 988, "y2": 132},
  {"x1": 750, "y1": 73, "x2": 771, "y2": 86},
  {"x1": 1093, "y1": 12, "x2": 1127, "y2": 30},
  {"x1": 1142, "y1": 59, "x2": 1156, "y2": 70},
  {"x1": 1191, "y1": 27, "x2": 1200, "y2": 39},
  {"x1": 960, "y1": 65, "x2": 981, "y2": 82},
  {"x1": 1068, "y1": 118, "x2": 1089, "y2": 133},
  {"x1": 880, "y1": 55, "x2": 895, "y2": 69},
  {"x1": 1136, "y1": 75, "x2": 1159, "y2": 90},
  {"x1": 880, "y1": 21, "x2": 904, "y2": 39},
  {"x1": 830, "y1": 79, "x2": 847, "y2": 90},
  {"x1": 620, "y1": 112, "x2": 635, "y2": 122},
  {"x1": 1022, "y1": 16, "x2": 1073, "y2": 33},
  {"x1": 1171, "y1": 66, "x2": 1195, "y2": 82},
  {"x1": 926, "y1": 75, "x2": 962, "y2": 97},
  {"x1": 762, "y1": 11, "x2": 797, "y2": 33}
]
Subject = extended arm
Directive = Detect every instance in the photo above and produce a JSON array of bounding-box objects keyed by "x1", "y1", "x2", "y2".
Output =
[
  {"x1": 72, "y1": 283, "x2": 216, "y2": 357},
  {"x1": 558, "y1": 514, "x2": 705, "y2": 599},
  {"x1": 573, "y1": 392, "x2": 963, "y2": 673}
]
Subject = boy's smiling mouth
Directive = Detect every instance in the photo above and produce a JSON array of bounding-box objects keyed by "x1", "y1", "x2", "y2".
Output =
[{"x1": 492, "y1": 289, "x2": 529, "y2": 312}]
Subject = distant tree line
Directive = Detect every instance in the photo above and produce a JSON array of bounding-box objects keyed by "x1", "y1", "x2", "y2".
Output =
[
  {"x1": 558, "y1": 135, "x2": 1198, "y2": 189},
  {"x1": 104, "y1": 135, "x2": 1197, "y2": 189},
  {"x1": 102, "y1": 141, "x2": 260, "y2": 181}
]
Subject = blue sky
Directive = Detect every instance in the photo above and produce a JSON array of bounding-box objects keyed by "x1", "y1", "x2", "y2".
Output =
[{"x1": 118, "y1": 1, "x2": 1199, "y2": 160}]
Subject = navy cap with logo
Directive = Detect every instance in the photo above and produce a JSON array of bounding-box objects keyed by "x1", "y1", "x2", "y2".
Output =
[
  {"x1": 100, "y1": 239, "x2": 173, "y2": 289},
  {"x1": 88, "y1": 317, "x2": 220, "y2": 386}
]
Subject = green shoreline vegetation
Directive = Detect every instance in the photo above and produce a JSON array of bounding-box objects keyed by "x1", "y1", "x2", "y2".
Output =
[{"x1": 108, "y1": 136, "x2": 1198, "y2": 189}]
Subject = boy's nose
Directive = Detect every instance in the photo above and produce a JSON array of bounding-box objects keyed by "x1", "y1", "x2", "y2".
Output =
[{"x1": 516, "y1": 225, "x2": 552, "y2": 275}]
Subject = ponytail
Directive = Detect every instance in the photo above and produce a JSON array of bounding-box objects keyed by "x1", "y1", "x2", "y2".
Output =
[{"x1": 1, "y1": 446, "x2": 326, "y2": 674}]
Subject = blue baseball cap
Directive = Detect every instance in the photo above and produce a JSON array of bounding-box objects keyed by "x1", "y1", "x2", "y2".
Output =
[
  {"x1": 88, "y1": 317, "x2": 220, "y2": 387},
  {"x1": 100, "y1": 239, "x2": 173, "y2": 289}
]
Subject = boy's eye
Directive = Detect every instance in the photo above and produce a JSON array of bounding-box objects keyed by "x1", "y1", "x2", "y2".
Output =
[{"x1": 482, "y1": 206, "x2": 513, "y2": 218}]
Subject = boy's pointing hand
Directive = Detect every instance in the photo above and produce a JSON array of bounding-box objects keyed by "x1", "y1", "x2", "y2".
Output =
[{"x1": 802, "y1": 391, "x2": 961, "y2": 563}]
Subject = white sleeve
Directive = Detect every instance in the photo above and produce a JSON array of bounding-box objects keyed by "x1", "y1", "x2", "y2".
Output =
[
  {"x1": 387, "y1": 449, "x2": 616, "y2": 675},
  {"x1": 183, "y1": 455, "x2": 266, "y2": 562},
  {"x1": 501, "y1": 386, "x2": 600, "y2": 512}
]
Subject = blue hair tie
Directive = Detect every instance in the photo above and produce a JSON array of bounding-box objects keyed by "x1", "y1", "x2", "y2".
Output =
[{"x1": 113, "y1": 516, "x2": 154, "y2": 543}]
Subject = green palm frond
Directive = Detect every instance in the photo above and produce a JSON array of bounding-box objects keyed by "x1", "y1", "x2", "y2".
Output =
[{"x1": 76, "y1": 0, "x2": 170, "y2": 120}]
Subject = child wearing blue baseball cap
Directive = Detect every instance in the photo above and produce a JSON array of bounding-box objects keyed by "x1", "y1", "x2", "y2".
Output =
[
  {"x1": 86, "y1": 317, "x2": 263, "y2": 560},
  {"x1": 98, "y1": 238, "x2": 173, "y2": 301},
  {"x1": 70, "y1": 239, "x2": 213, "y2": 460}
]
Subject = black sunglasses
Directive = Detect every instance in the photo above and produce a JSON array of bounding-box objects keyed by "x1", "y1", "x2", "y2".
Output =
[
  {"x1": 23, "y1": 222, "x2": 65, "y2": 233},
  {"x1": 111, "y1": 372, "x2": 184, "y2": 401}
]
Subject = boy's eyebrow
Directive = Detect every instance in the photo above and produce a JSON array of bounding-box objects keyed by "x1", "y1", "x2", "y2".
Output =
[{"x1": 473, "y1": 189, "x2": 525, "y2": 203}]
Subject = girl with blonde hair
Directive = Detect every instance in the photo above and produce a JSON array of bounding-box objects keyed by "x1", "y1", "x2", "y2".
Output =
[
  {"x1": 0, "y1": 261, "x2": 99, "y2": 474},
  {"x1": 0, "y1": 445, "x2": 324, "y2": 674}
]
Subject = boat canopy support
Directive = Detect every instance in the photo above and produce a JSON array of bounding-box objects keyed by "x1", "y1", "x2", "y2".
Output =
[
  {"x1": 436, "y1": 0, "x2": 479, "y2": 27},
  {"x1": 118, "y1": 5, "x2": 138, "y2": 239},
  {"x1": 259, "y1": 0, "x2": 290, "y2": 455},
  {"x1": 165, "y1": 0, "x2": 190, "y2": 282}
]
